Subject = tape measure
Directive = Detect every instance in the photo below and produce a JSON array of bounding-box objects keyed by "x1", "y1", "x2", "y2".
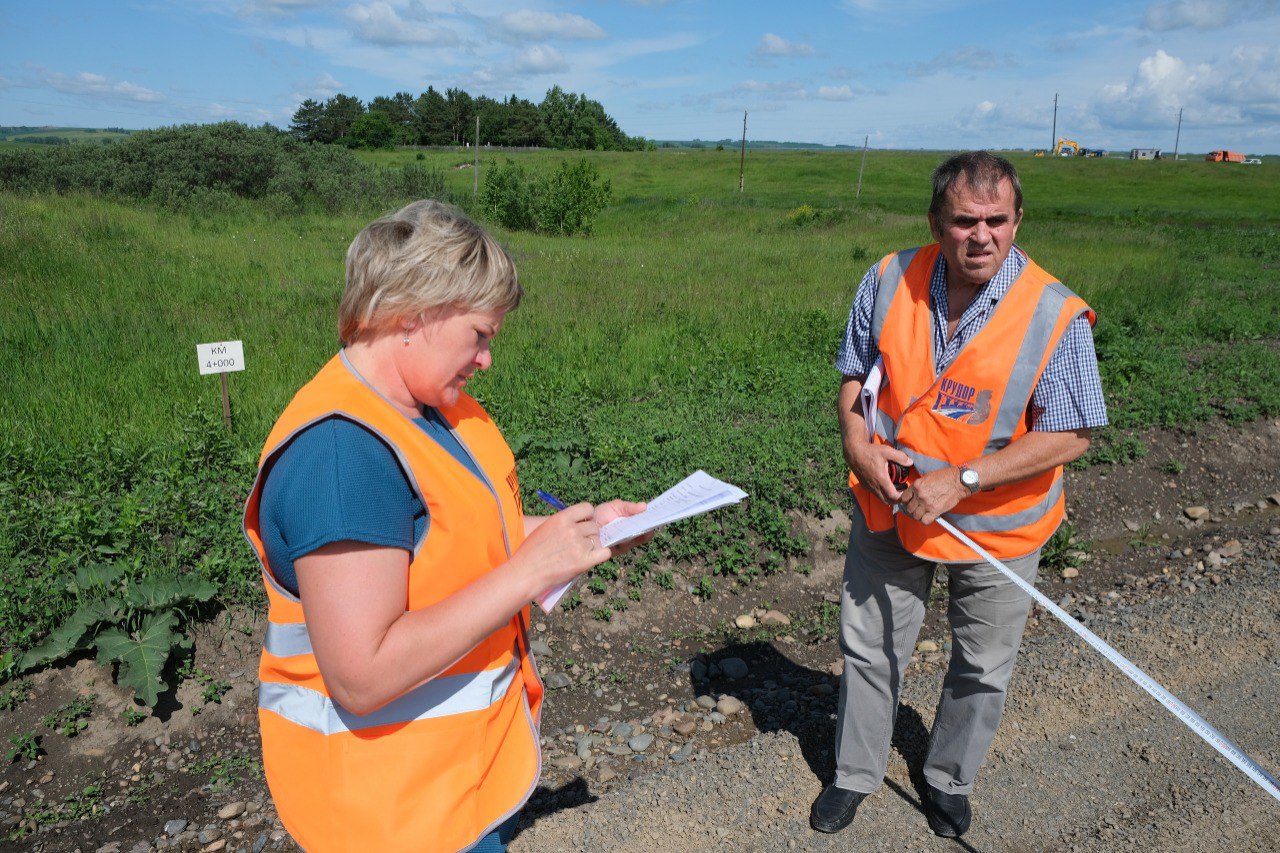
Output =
[{"x1": 935, "y1": 516, "x2": 1280, "y2": 803}]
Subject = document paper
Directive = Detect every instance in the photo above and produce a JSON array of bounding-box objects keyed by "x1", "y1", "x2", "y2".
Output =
[
  {"x1": 536, "y1": 471, "x2": 748, "y2": 612},
  {"x1": 860, "y1": 355, "x2": 885, "y2": 441}
]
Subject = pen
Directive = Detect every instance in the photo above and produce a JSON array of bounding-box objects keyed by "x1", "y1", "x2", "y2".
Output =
[{"x1": 536, "y1": 489, "x2": 568, "y2": 511}]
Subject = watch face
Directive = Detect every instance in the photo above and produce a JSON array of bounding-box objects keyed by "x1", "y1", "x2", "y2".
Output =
[{"x1": 961, "y1": 469, "x2": 980, "y2": 491}]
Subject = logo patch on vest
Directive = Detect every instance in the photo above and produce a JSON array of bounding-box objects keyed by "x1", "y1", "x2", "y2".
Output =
[
  {"x1": 506, "y1": 467, "x2": 523, "y2": 516},
  {"x1": 933, "y1": 378, "x2": 992, "y2": 425}
]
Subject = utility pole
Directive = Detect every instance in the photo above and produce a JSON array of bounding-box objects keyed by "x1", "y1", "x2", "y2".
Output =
[
  {"x1": 1173, "y1": 107, "x2": 1183, "y2": 161},
  {"x1": 856, "y1": 135, "x2": 869, "y2": 200},
  {"x1": 473, "y1": 115, "x2": 480, "y2": 198},
  {"x1": 1051, "y1": 93, "x2": 1058, "y2": 153},
  {"x1": 738, "y1": 111, "x2": 747, "y2": 192}
]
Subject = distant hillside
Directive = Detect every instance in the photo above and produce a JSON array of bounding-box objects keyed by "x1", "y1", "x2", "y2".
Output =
[
  {"x1": 657, "y1": 139, "x2": 860, "y2": 151},
  {"x1": 0, "y1": 126, "x2": 134, "y2": 145}
]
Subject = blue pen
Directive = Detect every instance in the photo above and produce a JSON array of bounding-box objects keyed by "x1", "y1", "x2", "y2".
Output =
[{"x1": 536, "y1": 490, "x2": 568, "y2": 511}]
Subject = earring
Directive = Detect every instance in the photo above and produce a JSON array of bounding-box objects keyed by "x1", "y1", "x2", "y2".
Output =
[{"x1": 403, "y1": 326, "x2": 411, "y2": 346}]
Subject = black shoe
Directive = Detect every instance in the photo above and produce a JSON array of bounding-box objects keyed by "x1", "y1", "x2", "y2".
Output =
[
  {"x1": 925, "y1": 786, "x2": 972, "y2": 838},
  {"x1": 810, "y1": 783, "x2": 868, "y2": 833}
]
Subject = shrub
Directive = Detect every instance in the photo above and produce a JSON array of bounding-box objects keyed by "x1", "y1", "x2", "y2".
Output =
[
  {"x1": 479, "y1": 157, "x2": 610, "y2": 236},
  {"x1": 537, "y1": 159, "x2": 612, "y2": 236},
  {"x1": 0, "y1": 121, "x2": 445, "y2": 215},
  {"x1": 478, "y1": 159, "x2": 536, "y2": 231}
]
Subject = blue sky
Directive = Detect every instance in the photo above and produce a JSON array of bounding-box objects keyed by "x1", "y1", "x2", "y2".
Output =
[{"x1": 2, "y1": 1, "x2": 1278, "y2": 153}]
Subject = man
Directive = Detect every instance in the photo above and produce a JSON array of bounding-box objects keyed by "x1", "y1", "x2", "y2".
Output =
[{"x1": 812, "y1": 151, "x2": 1107, "y2": 838}]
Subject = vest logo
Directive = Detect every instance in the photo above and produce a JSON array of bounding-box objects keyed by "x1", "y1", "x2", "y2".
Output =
[
  {"x1": 933, "y1": 377, "x2": 992, "y2": 425},
  {"x1": 506, "y1": 467, "x2": 523, "y2": 516}
]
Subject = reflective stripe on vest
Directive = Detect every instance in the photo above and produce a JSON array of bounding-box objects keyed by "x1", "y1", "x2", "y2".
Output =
[
  {"x1": 264, "y1": 621, "x2": 312, "y2": 658},
  {"x1": 259, "y1": 657, "x2": 520, "y2": 736},
  {"x1": 871, "y1": 246, "x2": 919, "y2": 344}
]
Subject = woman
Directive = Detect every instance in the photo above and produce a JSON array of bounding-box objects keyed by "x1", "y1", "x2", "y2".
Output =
[{"x1": 243, "y1": 199, "x2": 646, "y2": 852}]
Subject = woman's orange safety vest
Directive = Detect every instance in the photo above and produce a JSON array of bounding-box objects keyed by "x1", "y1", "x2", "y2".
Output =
[
  {"x1": 243, "y1": 352, "x2": 541, "y2": 853},
  {"x1": 850, "y1": 244, "x2": 1096, "y2": 562}
]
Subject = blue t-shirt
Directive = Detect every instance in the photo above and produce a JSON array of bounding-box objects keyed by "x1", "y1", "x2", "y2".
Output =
[{"x1": 258, "y1": 409, "x2": 482, "y2": 596}]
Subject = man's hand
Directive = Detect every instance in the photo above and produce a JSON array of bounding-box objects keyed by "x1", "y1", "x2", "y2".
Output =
[
  {"x1": 839, "y1": 375, "x2": 915, "y2": 505},
  {"x1": 897, "y1": 467, "x2": 967, "y2": 525},
  {"x1": 848, "y1": 442, "x2": 915, "y2": 505}
]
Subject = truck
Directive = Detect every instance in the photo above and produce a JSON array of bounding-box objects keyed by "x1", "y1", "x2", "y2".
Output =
[{"x1": 1205, "y1": 150, "x2": 1245, "y2": 163}]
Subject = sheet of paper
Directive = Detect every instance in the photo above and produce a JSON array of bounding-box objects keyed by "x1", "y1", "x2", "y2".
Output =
[
  {"x1": 860, "y1": 355, "x2": 885, "y2": 441},
  {"x1": 536, "y1": 471, "x2": 748, "y2": 612}
]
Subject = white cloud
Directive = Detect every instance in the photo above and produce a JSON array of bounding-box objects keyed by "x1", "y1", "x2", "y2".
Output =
[
  {"x1": 909, "y1": 47, "x2": 1010, "y2": 77},
  {"x1": 755, "y1": 33, "x2": 815, "y2": 58},
  {"x1": 737, "y1": 79, "x2": 805, "y2": 96},
  {"x1": 816, "y1": 85, "x2": 854, "y2": 101},
  {"x1": 237, "y1": 0, "x2": 333, "y2": 17},
  {"x1": 512, "y1": 45, "x2": 569, "y2": 75},
  {"x1": 1095, "y1": 49, "x2": 1208, "y2": 124},
  {"x1": 39, "y1": 70, "x2": 166, "y2": 103},
  {"x1": 290, "y1": 71, "x2": 344, "y2": 103},
  {"x1": 1091, "y1": 46, "x2": 1280, "y2": 133},
  {"x1": 950, "y1": 98, "x2": 1046, "y2": 134},
  {"x1": 344, "y1": 2, "x2": 459, "y2": 46},
  {"x1": 1142, "y1": 0, "x2": 1278, "y2": 31},
  {"x1": 495, "y1": 10, "x2": 605, "y2": 41}
]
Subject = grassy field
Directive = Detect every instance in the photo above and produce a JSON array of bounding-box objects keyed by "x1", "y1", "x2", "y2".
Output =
[
  {"x1": 0, "y1": 127, "x2": 132, "y2": 144},
  {"x1": 2, "y1": 147, "x2": 1278, "y2": 650}
]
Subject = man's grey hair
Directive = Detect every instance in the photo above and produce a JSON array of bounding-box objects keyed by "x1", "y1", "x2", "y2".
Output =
[{"x1": 929, "y1": 151, "x2": 1023, "y2": 217}]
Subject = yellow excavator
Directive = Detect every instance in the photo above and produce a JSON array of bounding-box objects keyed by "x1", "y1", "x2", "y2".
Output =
[{"x1": 1053, "y1": 137, "x2": 1080, "y2": 156}]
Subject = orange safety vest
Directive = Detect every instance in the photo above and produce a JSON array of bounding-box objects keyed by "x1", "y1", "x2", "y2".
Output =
[
  {"x1": 849, "y1": 244, "x2": 1096, "y2": 562},
  {"x1": 243, "y1": 352, "x2": 541, "y2": 853}
]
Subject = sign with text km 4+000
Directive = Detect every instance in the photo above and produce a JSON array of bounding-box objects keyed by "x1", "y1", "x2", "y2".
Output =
[{"x1": 197, "y1": 341, "x2": 245, "y2": 376}]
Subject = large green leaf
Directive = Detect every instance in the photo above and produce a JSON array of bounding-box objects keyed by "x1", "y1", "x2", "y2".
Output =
[
  {"x1": 93, "y1": 611, "x2": 181, "y2": 706},
  {"x1": 67, "y1": 562, "x2": 125, "y2": 598},
  {"x1": 18, "y1": 597, "x2": 125, "y2": 672},
  {"x1": 125, "y1": 576, "x2": 217, "y2": 611}
]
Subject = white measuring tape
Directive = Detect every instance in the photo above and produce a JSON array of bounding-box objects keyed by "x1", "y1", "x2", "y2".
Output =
[{"x1": 934, "y1": 516, "x2": 1280, "y2": 802}]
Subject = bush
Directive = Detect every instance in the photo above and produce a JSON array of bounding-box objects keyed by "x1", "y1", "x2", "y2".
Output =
[
  {"x1": 0, "y1": 121, "x2": 446, "y2": 216},
  {"x1": 478, "y1": 157, "x2": 611, "y2": 236},
  {"x1": 538, "y1": 159, "x2": 612, "y2": 236},
  {"x1": 478, "y1": 159, "x2": 537, "y2": 231}
]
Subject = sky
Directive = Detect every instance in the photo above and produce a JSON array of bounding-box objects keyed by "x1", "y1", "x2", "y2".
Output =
[{"x1": 2, "y1": 1, "x2": 1279, "y2": 154}]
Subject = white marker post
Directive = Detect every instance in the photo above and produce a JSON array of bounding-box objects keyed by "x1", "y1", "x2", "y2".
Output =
[{"x1": 196, "y1": 340, "x2": 245, "y2": 431}]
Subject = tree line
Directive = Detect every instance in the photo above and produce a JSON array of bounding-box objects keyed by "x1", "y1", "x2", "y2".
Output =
[{"x1": 290, "y1": 85, "x2": 651, "y2": 152}]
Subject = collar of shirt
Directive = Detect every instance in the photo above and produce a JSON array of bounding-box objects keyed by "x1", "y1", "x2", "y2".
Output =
[{"x1": 930, "y1": 244, "x2": 1028, "y2": 373}]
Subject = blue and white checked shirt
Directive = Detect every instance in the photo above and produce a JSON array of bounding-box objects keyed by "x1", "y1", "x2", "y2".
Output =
[{"x1": 835, "y1": 245, "x2": 1108, "y2": 432}]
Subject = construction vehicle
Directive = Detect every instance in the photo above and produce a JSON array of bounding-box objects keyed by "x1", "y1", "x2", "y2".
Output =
[
  {"x1": 1205, "y1": 150, "x2": 1244, "y2": 163},
  {"x1": 1078, "y1": 148, "x2": 1107, "y2": 157},
  {"x1": 1053, "y1": 137, "x2": 1080, "y2": 156}
]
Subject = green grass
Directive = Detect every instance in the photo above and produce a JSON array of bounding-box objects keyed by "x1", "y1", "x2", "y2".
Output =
[
  {"x1": 0, "y1": 127, "x2": 133, "y2": 145},
  {"x1": 1, "y1": 147, "x2": 1278, "y2": 648}
]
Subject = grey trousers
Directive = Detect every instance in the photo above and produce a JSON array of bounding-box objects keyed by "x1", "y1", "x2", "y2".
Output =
[{"x1": 834, "y1": 504, "x2": 1039, "y2": 795}]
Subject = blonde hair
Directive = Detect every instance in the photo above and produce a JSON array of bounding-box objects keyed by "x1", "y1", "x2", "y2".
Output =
[{"x1": 339, "y1": 200, "x2": 522, "y2": 345}]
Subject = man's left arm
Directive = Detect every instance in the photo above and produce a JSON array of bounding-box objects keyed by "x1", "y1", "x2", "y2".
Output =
[{"x1": 899, "y1": 315, "x2": 1106, "y2": 525}]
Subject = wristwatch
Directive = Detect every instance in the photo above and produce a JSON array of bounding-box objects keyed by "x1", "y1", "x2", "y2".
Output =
[{"x1": 958, "y1": 465, "x2": 981, "y2": 494}]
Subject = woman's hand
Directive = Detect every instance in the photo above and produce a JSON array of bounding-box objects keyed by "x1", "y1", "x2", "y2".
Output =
[
  {"x1": 514, "y1": 502, "x2": 610, "y2": 590},
  {"x1": 592, "y1": 499, "x2": 653, "y2": 555}
]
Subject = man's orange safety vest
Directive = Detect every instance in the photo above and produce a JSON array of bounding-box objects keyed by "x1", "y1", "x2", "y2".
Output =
[
  {"x1": 849, "y1": 244, "x2": 1096, "y2": 562},
  {"x1": 243, "y1": 352, "x2": 541, "y2": 853}
]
